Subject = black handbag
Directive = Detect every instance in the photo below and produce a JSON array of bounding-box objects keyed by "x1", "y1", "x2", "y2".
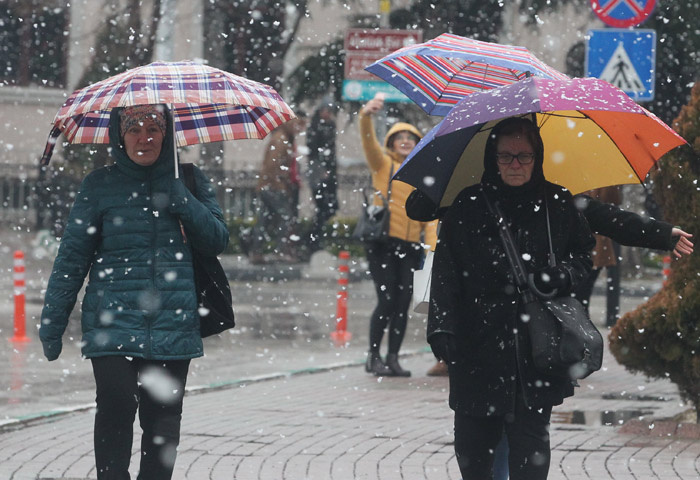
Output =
[
  {"x1": 181, "y1": 163, "x2": 236, "y2": 338},
  {"x1": 352, "y1": 164, "x2": 393, "y2": 243},
  {"x1": 483, "y1": 190, "x2": 603, "y2": 380}
]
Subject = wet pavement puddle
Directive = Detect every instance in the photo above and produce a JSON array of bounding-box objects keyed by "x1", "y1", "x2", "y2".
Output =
[{"x1": 552, "y1": 409, "x2": 656, "y2": 426}]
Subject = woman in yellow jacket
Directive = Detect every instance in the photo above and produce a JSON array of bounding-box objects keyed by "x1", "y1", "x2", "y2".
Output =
[{"x1": 359, "y1": 94, "x2": 438, "y2": 377}]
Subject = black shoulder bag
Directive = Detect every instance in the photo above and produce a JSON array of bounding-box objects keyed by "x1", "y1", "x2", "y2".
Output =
[
  {"x1": 352, "y1": 164, "x2": 393, "y2": 243},
  {"x1": 482, "y1": 190, "x2": 603, "y2": 380},
  {"x1": 181, "y1": 163, "x2": 236, "y2": 337}
]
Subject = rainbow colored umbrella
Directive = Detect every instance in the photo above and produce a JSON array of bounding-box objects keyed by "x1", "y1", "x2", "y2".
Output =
[
  {"x1": 395, "y1": 77, "x2": 687, "y2": 206},
  {"x1": 41, "y1": 60, "x2": 295, "y2": 165},
  {"x1": 365, "y1": 33, "x2": 568, "y2": 116}
]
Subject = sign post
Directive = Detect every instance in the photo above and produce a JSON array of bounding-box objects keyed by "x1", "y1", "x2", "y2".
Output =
[
  {"x1": 588, "y1": 0, "x2": 657, "y2": 325},
  {"x1": 342, "y1": 29, "x2": 423, "y2": 103}
]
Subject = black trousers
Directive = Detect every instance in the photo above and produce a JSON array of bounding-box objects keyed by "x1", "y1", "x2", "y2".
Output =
[
  {"x1": 365, "y1": 239, "x2": 422, "y2": 354},
  {"x1": 453, "y1": 395, "x2": 552, "y2": 480},
  {"x1": 91, "y1": 356, "x2": 190, "y2": 480}
]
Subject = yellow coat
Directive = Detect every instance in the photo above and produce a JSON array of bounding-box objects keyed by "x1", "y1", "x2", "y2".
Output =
[{"x1": 359, "y1": 112, "x2": 438, "y2": 248}]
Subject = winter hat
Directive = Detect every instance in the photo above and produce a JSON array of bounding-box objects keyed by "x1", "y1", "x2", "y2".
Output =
[
  {"x1": 119, "y1": 105, "x2": 167, "y2": 137},
  {"x1": 384, "y1": 122, "x2": 422, "y2": 150}
]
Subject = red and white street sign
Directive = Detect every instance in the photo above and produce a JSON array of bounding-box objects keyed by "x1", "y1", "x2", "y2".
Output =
[
  {"x1": 590, "y1": 0, "x2": 656, "y2": 28},
  {"x1": 344, "y1": 29, "x2": 422, "y2": 81}
]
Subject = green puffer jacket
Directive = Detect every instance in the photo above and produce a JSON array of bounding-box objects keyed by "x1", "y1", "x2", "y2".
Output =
[{"x1": 40, "y1": 106, "x2": 229, "y2": 361}]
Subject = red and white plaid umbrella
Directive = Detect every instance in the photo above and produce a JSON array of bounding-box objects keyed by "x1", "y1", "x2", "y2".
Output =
[{"x1": 41, "y1": 60, "x2": 296, "y2": 165}]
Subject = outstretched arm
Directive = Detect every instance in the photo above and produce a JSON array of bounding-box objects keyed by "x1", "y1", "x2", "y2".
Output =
[
  {"x1": 358, "y1": 94, "x2": 386, "y2": 173},
  {"x1": 577, "y1": 194, "x2": 693, "y2": 256}
]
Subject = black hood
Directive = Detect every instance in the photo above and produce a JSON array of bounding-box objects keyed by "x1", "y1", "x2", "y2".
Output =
[{"x1": 481, "y1": 116, "x2": 545, "y2": 198}]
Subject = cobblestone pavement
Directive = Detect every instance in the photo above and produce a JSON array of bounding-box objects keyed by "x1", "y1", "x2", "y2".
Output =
[{"x1": 0, "y1": 342, "x2": 698, "y2": 480}]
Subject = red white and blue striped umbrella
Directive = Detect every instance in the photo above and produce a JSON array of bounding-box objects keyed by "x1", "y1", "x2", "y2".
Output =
[
  {"x1": 365, "y1": 33, "x2": 569, "y2": 116},
  {"x1": 41, "y1": 60, "x2": 296, "y2": 165}
]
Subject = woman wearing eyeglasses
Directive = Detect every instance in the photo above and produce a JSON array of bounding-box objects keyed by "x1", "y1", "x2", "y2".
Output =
[{"x1": 428, "y1": 117, "x2": 594, "y2": 479}]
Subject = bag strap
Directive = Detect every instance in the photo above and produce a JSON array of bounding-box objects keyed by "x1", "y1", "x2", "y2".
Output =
[
  {"x1": 543, "y1": 194, "x2": 557, "y2": 267},
  {"x1": 387, "y1": 162, "x2": 394, "y2": 202},
  {"x1": 181, "y1": 163, "x2": 196, "y2": 196},
  {"x1": 362, "y1": 162, "x2": 394, "y2": 207},
  {"x1": 482, "y1": 189, "x2": 559, "y2": 301},
  {"x1": 178, "y1": 163, "x2": 197, "y2": 245}
]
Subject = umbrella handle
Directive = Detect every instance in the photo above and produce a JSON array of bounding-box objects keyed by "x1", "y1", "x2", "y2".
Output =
[
  {"x1": 171, "y1": 103, "x2": 179, "y2": 179},
  {"x1": 527, "y1": 273, "x2": 558, "y2": 299}
]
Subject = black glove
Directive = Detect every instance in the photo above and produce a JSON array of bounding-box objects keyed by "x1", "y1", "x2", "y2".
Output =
[
  {"x1": 429, "y1": 333, "x2": 460, "y2": 364},
  {"x1": 405, "y1": 189, "x2": 446, "y2": 222},
  {"x1": 533, "y1": 265, "x2": 571, "y2": 294}
]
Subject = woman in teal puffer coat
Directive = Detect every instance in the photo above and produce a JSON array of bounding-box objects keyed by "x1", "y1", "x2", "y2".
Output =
[{"x1": 40, "y1": 104, "x2": 229, "y2": 480}]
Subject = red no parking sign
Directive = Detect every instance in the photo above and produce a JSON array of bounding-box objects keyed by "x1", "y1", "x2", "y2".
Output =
[{"x1": 590, "y1": 0, "x2": 656, "y2": 28}]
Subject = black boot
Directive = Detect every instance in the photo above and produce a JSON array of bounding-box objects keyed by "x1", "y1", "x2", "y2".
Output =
[
  {"x1": 365, "y1": 351, "x2": 392, "y2": 376},
  {"x1": 385, "y1": 354, "x2": 411, "y2": 377}
]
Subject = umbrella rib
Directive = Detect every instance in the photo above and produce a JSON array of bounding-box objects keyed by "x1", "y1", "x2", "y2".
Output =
[
  {"x1": 541, "y1": 111, "x2": 587, "y2": 119},
  {"x1": 506, "y1": 68, "x2": 524, "y2": 80}
]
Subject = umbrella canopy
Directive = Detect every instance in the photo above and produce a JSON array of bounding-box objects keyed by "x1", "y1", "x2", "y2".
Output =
[
  {"x1": 41, "y1": 60, "x2": 295, "y2": 165},
  {"x1": 365, "y1": 33, "x2": 569, "y2": 116},
  {"x1": 394, "y1": 77, "x2": 687, "y2": 207}
]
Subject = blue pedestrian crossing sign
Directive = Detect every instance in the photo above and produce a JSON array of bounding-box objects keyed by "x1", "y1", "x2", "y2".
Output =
[{"x1": 585, "y1": 28, "x2": 656, "y2": 101}]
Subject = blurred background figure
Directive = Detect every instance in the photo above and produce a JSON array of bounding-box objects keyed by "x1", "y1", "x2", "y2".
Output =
[
  {"x1": 576, "y1": 186, "x2": 622, "y2": 314},
  {"x1": 573, "y1": 187, "x2": 694, "y2": 316},
  {"x1": 245, "y1": 113, "x2": 307, "y2": 264},
  {"x1": 306, "y1": 97, "x2": 339, "y2": 253}
]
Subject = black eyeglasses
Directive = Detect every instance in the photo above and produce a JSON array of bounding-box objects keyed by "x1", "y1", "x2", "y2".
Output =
[{"x1": 495, "y1": 152, "x2": 535, "y2": 165}]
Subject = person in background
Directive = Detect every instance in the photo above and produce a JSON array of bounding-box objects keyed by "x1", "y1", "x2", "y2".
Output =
[
  {"x1": 39, "y1": 104, "x2": 229, "y2": 480},
  {"x1": 576, "y1": 186, "x2": 623, "y2": 320},
  {"x1": 306, "y1": 97, "x2": 339, "y2": 252},
  {"x1": 246, "y1": 113, "x2": 307, "y2": 264},
  {"x1": 359, "y1": 93, "x2": 437, "y2": 377}
]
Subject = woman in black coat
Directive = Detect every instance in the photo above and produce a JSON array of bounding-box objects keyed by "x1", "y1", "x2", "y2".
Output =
[{"x1": 428, "y1": 117, "x2": 595, "y2": 479}]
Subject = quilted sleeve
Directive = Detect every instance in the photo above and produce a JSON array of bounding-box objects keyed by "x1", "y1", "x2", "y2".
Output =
[{"x1": 40, "y1": 174, "x2": 102, "y2": 360}]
